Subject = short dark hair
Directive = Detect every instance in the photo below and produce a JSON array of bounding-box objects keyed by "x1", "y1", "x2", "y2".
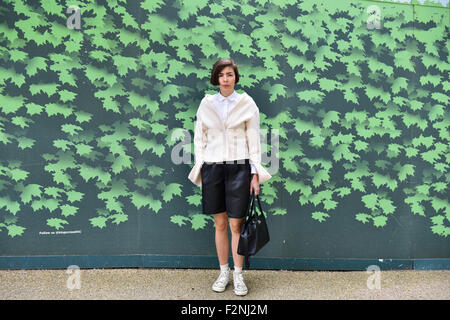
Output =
[{"x1": 210, "y1": 58, "x2": 239, "y2": 86}]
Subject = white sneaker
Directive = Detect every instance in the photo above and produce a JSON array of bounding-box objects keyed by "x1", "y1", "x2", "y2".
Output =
[
  {"x1": 212, "y1": 269, "x2": 230, "y2": 292},
  {"x1": 233, "y1": 272, "x2": 248, "y2": 296}
]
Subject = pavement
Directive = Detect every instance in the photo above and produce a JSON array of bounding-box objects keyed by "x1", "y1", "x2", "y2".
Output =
[{"x1": 0, "y1": 268, "x2": 449, "y2": 300}]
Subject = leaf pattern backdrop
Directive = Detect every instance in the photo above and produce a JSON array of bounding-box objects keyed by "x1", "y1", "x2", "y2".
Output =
[{"x1": 0, "y1": 0, "x2": 448, "y2": 261}]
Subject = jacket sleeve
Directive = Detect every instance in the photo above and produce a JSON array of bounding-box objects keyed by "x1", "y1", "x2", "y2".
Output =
[
  {"x1": 245, "y1": 108, "x2": 272, "y2": 184},
  {"x1": 188, "y1": 111, "x2": 206, "y2": 186},
  {"x1": 193, "y1": 113, "x2": 206, "y2": 164}
]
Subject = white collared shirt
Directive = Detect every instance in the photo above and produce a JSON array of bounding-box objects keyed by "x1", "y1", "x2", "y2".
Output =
[{"x1": 212, "y1": 90, "x2": 257, "y2": 175}]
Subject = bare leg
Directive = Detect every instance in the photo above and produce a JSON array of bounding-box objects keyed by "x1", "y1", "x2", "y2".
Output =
[
  {"x1": 214, "y1": 212, "x2": 229, "y2": 266},
  {"x1": 229, "y1": 217, "x2": 244, "y2": 268}
]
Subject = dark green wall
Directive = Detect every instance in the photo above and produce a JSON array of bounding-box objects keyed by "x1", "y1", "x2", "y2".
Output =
[{"x1": 0, "y1": 0, "x2": 449, "y2": 269}]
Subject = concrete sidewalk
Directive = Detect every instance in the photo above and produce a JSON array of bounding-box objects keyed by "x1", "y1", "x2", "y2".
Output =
[{"x1": 0, "y1": 269, "x2": 449, "y2": 300}]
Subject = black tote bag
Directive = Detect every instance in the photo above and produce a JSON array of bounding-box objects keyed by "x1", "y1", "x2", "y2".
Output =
[{"x1": 237, "y1": 191, "x2": 270, "y2": 269}]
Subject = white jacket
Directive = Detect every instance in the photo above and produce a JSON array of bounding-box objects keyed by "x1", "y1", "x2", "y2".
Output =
[{"x1": 188, "y1": 92, "x2": 272, "y2": 187}]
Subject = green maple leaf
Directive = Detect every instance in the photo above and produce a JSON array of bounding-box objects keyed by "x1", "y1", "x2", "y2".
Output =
[
  {"x1": 270, "y1": 207, "x2": 287, "y2": 216},
  {"x1": 0, "y1": 95, "x2": 25, "y2": 114},
  {"x1": 131, "y1": 192, "x2": 150, "y2": 210},
  {"x1": 311, "y1": 212, "x2": 330, "y2": 223},
  {"x1": 353, "y1": 140, "x2": 369, "y2": 152},
  {"x1": 61, "y1": 124, "x2": 83, "y2": 136},
  {"x1": 412, "y1": 134, "x2": 434, "y2": 148},
  {"x1": 148, "y1": 196, "x2": 163, "y2": 213},
  {"x1": 84, "y1": 65, "x2": 117, "y2": 87},
  {"x1": 170, "y1": 215, "x2": 190, "y2": 227},
  {"x1": 105, "y1": 198, "x2": 124, "y2": 214},
  {"x1": 394, "y1": 50, "x2": 415, "y2": 72},
  {"x1": 59, "y1": 90, "x2": 77, "y2": 103},
  {"x1": 319, "y1": 78, "x2": 341, "y2": 92},
  {"x1": 160, "y1": 84, "x2": 180, "y2": 103},
  {"x1": 58, "y1": 71, "x2": 77, "y2": 86},
  {"x1": 355, "y1": 213, "x2": 372, "y2": 224},
  {"x1": 16, "y1": 137, "x2": 35, "y2": 150},
  {"x1": 186, "y1": 194, "x2": 202, "y2": 206},
  {"x1": 391, "y1": 77, "x2": 408, "y2": 94},
  {"x1": 90, "y1": 216, "x2": 108, "y2": 229},
  {"x1": 11, "y1": 116, "x2": 32, "y2": 129},
  {"x1": 323, "y1": 199, "x2": 338, "y2": 211},
  {"x1": 89, "y1": 50, "x2": 110, "y2": 63},
  {"x1": 429, "y1": 197, "x2": 447, "y2": 214},
  {"x1": 16, "y1": 183, "x2": 42, "y2": 204},
  {"x1": 379, "y1": 199, "x2": 396, "y2": 215},
  {"x1": 109, "y1": 213, "x2": 128, "y2": 225},
  {"x1": 9, "y1": 168, "x2": 29, "y2": 182},
  {"x1": 296, "y1": 90, "x2": 325, "y2": 104},
  {"x1": 141, "y1": 0, "x2": 165, "y2": 13},
  {"x1": 309, "y1": 134, "x2": 326, "y2": 148},
  {"x1": 74, "y1": 111, "x2": 93, "y2": 124},
  {"x1": 134, "y1": 135, "x2": 153, "y2": 154},
  {"x1": 334, "y1": 187, "x2": 351, "y2": 198},
  {"x1": 431, "y1": 225, "x2": 449, "y2": 237},
  {"x1": 128, "y1": 91, "x2": 149, "y2": 109},
  {"x1": 322, "y1": 111, "x2": 340, "y2": 128},
  {"x1": 75, "y1": 143, "x2": 93, "y2": 156},
  {"x1": 46, "y1": 103, "x2": 73, "y2": 118},
  {"x1": 111, "y1": 154, "x2": 132, "y2": 174},
  {"x1": 6, "y1": 225, "x2": 26, "y2": 237},
  {"x1": 410, "y1": 201, "x2": 426, "y2": 216},
  {"x1": 60, "y1": 205, "x2": 78, "y2": 217},
  {"x1": 432, "y1": 182, "x2": 447, "y2": 193},
  {"x1": 150, "y1": 122, "x2": 167, "y2": 136},
  {"x1": 431, "y1": 92, "x2": 449, "y2": 105},
  {"x1": 404, "y1": 147, "x2": 419, "y2": 158},
  {"x1": 25, "y1": 102, "x2": 44, "y2": 116},
  {"x1": 362, "y1": 194, "x2": 378, "y2": 210},
  {"x1": 267, "y1": 83, "x2": 286, "y2": 102},
  {"x1": 372, "y1": 216, "x2": 388, "y2": 228},
  {"x1": 47, "y1": 218, "x2": 68, "y2": 230},
  {"x1": 112, "y1": 55, "x2": 137, "y2": 76},
  {"x1": 190, "y1": 213, "x2": 212, "y2": 230},
  {"x1": 398, "y1": 164, "x2": 415, "y2": 181},
  {"x1": 66, "y1": 190, "x2": 84, "y2": 203},
  {"x1": 429, "y1": 104, "x2": 445, "y2": 121},
  {"x1": 79, "y1": 165, "x2": 111, "y2": 185},
  {"x1": 283, "y1": 178, "x2": 303, "y2": 195},
  {"x1": 147, "y1": 165, "x2": 164, "y2": 177},
  {"x1": 53, "y1": 139, "x2": 72, "y2": 151},
  {"x1": 161, "y1": 183, "x2": 182, "y2": 202},
  {"x1": 0, "y1": 196, "x2": 21, "y2": 215},
  {"x1": 25, "y1": 57, "x2": 47, "y2": 76},
  {"x1": 421, "y1": 149, "x2": 440, "y2": 164},
  {"x1": 312, "y1": 169, "x2": 330, "y2": 188},
  {"x1": 29, "y1": 83, "x2": 59, "y2": 97}
]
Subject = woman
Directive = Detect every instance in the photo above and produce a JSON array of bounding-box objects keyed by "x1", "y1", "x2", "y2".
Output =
[{"x1": 188, "y1": 58, "x2": 272, "y2": 296}]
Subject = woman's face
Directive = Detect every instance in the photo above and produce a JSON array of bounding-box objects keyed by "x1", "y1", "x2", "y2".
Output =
[{"x1": 218, "y1": 66, "x2": 235, "y2": 93}]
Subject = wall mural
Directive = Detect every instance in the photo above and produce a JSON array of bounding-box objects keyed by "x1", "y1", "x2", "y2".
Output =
[{"x1": 0, "y1": 0, "x2": 448, "y2": 244}]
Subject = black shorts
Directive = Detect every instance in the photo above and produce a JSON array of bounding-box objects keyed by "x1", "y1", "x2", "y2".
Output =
[{"x1": 201, "y1": 159, "x2": 251, "y2": 219}]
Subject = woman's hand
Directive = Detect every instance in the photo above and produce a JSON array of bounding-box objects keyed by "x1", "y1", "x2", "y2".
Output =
[{"x1": 250, "y1": 174, "x2": 260, "y2": 196}]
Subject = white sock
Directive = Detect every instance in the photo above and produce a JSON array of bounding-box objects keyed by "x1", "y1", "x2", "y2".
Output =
[
  {"x1": 234, "y1": 266, "x2": 243, "y2": 274},
  {"x1": 220, "y1": 263, "x2": 229, "y2": 273}
]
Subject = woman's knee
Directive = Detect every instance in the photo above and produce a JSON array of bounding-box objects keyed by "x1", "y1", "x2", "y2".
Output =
[
  {"x1": 229, "y1": 218, "x2": 243, "y2": 234},
  {"x1": 214, "y1": 212, "x2": 228, "y2": 232}
]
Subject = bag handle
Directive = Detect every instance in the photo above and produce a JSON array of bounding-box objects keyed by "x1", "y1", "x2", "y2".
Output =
[{"x1": 246, "y1": 190, "x2": 264, "y2": 220}]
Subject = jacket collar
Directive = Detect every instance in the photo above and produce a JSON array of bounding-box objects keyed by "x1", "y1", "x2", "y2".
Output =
[
  {"x1": 203, "y1": 91, "x2": 248, "y2": 128},
  {"x1": 217, "y1": 90, "x2": 239, "y2": 103}
]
